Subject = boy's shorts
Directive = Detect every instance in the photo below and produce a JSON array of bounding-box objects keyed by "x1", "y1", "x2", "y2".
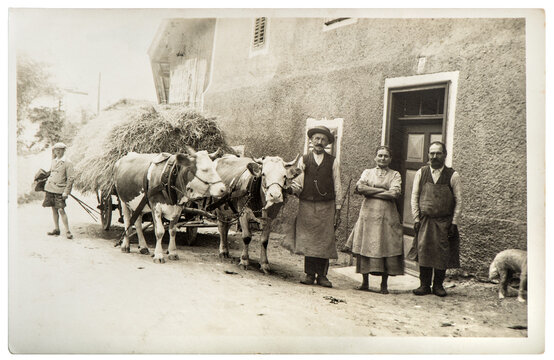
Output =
[{"x1": 42, "y1": 191, "x2": 66, "y2": 209}]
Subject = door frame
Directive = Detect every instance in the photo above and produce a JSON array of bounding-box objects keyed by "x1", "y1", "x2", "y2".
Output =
[
  {"x1": 381, "y1": 71, "x2": 459, "y2": 167},
  {"x1": 380, "y1": 72, "x2": 459, "y2": 276}
]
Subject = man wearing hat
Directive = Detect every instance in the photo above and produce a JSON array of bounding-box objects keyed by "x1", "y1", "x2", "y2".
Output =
[
  {"x1": 288, "y1": 125, "x2": 342, "y2": 288},
  {"x1": 43, "y1": 142, "x2": 75, "y2": 239}
]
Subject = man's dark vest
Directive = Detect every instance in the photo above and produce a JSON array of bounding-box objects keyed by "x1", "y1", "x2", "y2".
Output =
[
  {"x1": 419, "y1": 165, "x2": 456, "y2": 216},
  {"x1": 420, "y1": 165, "x2": 455, "y2": 188},
  {"x1": 299, "y1": 151, "x2": 336, "y2": 202}
]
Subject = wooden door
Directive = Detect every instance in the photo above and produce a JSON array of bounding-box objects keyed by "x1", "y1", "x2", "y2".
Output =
[
  {"x1": 386, "y1": 84, "x2": 448, "y2": 274},
  {"x1": 397, "y1": 122, "x2": 443, "y2": 236},
  {"x1": 168, "y1": 58, "x2": 207, "y2": 109}
]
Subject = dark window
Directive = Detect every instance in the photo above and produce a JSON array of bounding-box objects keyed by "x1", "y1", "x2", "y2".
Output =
[
  {"x1": 392, "y1": 87, "x2": 446, "y2": 120},
  {"x1": 252, "y1": 17, "x2": 267, "y2": 49},
  {"x1": 324, "y1": 18, "x2": 350, "y2": 26}
]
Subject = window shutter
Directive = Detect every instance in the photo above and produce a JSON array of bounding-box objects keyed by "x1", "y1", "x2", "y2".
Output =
[{"x1": 252, "y1": 17, "x2": 266, "y2": 48}]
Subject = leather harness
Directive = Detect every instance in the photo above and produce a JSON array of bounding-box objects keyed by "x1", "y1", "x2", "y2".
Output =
[
  {"x1": 122, "y1": 154, "x2": 180, "y2": 237},
  {"x1": 119, "y1": 156, "x2": 290, "y2": 238},
  {"x1": 205, "y1": 170, "x2": 263, "y2": 217},
  {"x1": 145, "y1": 154, "x2": 179, "y2": 205},
  {"x1": 205, "y1": 168, "x2": 255, "y2": 214},
  {"x1": 246, "y1": 176, "x2": 263, "y2": 216}
]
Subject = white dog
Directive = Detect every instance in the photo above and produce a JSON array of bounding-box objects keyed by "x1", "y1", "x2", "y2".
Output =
[{"x1": 488, "y1": 249, "x2": 527, "y2": 303}]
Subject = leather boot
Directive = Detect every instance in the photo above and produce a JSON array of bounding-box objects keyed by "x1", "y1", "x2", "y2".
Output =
[
  {"x1": 413, "y1": 266, "x2": 432, "y2": 295},
  {"x1": 300, "y1": 273, "x2": 316, "y2": 285},
  {"x1": 316, "y1": 275, "x2": 333, "y2": 288},
  {"x1": 380, "y1": 274, "x2": 389, "y2": 294},
  {"x1": 432, "y1": 269, "x2": 447, "y2": 297}
]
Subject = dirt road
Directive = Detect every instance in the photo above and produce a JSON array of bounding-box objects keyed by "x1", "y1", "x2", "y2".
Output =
[{"x1": 9, "y1": 196, "x2": 528, "y2": 354}]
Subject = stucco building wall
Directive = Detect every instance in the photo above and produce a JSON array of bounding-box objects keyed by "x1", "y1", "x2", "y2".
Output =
[{"x1": 190, "y1": 18, "x2": 525, "y2": 275}]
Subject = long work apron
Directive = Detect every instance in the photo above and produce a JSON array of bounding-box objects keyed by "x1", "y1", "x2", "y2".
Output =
[
  {"x1": 411, "y1": 169, "x2": 460, "y2": 269},
  {"x1": 293, "y1": 199, "x2": 338, "y2": 259}
]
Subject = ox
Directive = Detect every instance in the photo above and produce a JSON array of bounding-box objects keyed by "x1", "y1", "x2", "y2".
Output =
[
  {"x1": 114, "y1": 147, "x2": 226, "y2": 263},
  {"x1": 214, "y1": 154, "x2": 300, "y2": 274}
]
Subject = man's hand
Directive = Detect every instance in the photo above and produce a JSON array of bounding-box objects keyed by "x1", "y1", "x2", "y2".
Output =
[
  {"x1": 448, "y1": 224, "x2": 458, "y2": 238},
  {"x1": 62, "y1": 193, "x2": 68, "y2": 200},
  {"x1": 413, "y1": 221, "x2": 421, "y2": 233},
  {"x1": 287, "y1": 181, "x2": 302, "y2": 196},
  {"x1": 334, "y1": 209, "x2": 342, "y2": 230}
]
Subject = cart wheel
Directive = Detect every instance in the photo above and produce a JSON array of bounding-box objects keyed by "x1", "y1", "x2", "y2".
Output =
[
  {"x1": 185, "y1": 227, "x2": 198, "y2": 246},
  {"x1": 100, "y1": 192, "x2": 113, "y2": 231}
]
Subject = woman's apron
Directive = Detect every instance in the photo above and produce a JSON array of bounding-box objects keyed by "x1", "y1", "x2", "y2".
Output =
[{"x1": 345, "y1": 196, "x2": 403, "y2": 258}]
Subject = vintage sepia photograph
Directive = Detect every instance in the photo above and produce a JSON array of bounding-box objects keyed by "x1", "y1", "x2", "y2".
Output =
[{"x1": 7, "y1": 6, "x2": 546, "y2": 354}]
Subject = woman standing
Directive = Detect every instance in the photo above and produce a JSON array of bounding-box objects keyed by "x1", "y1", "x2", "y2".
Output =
[{"x1": 345, "y1": 146, "x2": 404, "y2": 294}]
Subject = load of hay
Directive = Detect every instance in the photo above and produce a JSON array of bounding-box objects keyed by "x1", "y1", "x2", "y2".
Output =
[{"x1": 68, "y1": 100, "x2": 232, "y2": 195}]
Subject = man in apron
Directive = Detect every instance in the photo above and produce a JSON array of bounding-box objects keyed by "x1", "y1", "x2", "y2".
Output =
[
  {"x1": 409, "y1": 141, "x2": 462, "y2": 297},
  {"x1": 289, "y1": 125, "x2": 342, "y2": 288}
]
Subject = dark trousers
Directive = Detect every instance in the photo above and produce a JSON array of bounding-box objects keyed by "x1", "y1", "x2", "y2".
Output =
[
  {"x1": 304, "y1": 256, "x2": 329, "y2": 277},
  {"x1": 419, "y1": 266, "x2": 446, "y2": 288}
]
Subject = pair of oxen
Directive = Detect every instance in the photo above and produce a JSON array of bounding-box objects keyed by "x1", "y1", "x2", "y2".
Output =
[{"x1": 113, "y1": 147, "x2": 301, "y2": 274}]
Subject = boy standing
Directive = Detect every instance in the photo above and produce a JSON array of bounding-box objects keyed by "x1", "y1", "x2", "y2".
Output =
[{"x1": 43, "y1": 142, "x2": 75, "y2": 239}]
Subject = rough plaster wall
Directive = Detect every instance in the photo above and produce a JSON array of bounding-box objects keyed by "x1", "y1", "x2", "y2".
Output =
[
  {"x1": 446, "y1": 20, "x2": 527, "y2": 274},
  {"x1": 203, "y1": 18, "x2": 526, "y2": 275}
]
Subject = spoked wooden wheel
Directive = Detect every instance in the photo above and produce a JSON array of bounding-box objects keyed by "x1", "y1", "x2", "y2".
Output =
[{"x1": 99, "y1": 190, "x2": 113, "y2": 231}]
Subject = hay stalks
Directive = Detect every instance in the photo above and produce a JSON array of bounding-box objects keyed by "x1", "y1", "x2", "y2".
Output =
[{"x1": 69, "y1": 101, "x2": 231, "y2": 196}]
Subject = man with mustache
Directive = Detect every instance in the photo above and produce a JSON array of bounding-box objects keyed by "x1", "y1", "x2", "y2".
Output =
[
  {"x1": 288, "y1": 125, "x2": 343, "y2": 288},
  {"x1": 409, "y1": 141, "x2": 462, "y2": 297}
]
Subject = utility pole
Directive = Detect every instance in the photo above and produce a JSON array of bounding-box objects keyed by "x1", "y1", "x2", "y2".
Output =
[{"x1": 97, "y1": 72, "x2": 101, "y2": 115}]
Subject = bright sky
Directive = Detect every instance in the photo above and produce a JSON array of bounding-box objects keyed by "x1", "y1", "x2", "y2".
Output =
[{"x1": 11, "y1": 8, "x2": 189, "y2": 109}]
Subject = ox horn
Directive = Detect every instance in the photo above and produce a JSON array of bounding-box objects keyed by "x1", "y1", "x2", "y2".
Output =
[
  {"x1": 253, "y1": 156, "x2": 264, "y2": 165},
  {"x1": 284, "y1": 154, "x2": 300, "y2": 167},
  {"x1": 208, "y1": 147, "x2": 223, "y2": 160},
  {"x1": 185, "y1": 146, "x2": 197, "y2": 156}
]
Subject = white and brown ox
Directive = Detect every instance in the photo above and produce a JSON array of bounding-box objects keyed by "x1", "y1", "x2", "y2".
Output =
[
  {"x1": 214, "y1": 154, "x2": 300, "y2": 274},
  {"x1": 114, "y1": 148, "x2": 227, "y2": 263}
]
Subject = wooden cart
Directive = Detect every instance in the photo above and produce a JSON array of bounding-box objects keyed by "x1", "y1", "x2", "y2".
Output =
[{"x1": 96, "y1": 187, "x2": 220, "y2": 245}]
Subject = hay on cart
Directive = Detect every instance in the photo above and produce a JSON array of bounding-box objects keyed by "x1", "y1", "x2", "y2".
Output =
[{"x1": 68, "y1": 100, "x2": 233, "y2": 195}]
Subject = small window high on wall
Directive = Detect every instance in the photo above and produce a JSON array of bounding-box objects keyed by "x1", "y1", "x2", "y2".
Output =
[
  {"x1": 250, "y1": 17, "x2": 269, "y2": 58},
  {"x1": 323, "y1": 17, "x2": 357, "y2": 31},
  {"x1": 324, "y1": 18, "x2": 350, "y2": 26},
  {"x1": 252, "y1": 17, "x2": 267, "y2": 49}
]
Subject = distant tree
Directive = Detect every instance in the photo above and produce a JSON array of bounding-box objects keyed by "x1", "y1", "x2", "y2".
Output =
[
  {"x1": 28, "y1": 107, "x2": 65, "y2": 146},
  {"x1": 16, "y1": 54, "x2": 59, "y2": 147},
  {"x1": 17, "y1": 55, "x2": 59, "y2": 119}
]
